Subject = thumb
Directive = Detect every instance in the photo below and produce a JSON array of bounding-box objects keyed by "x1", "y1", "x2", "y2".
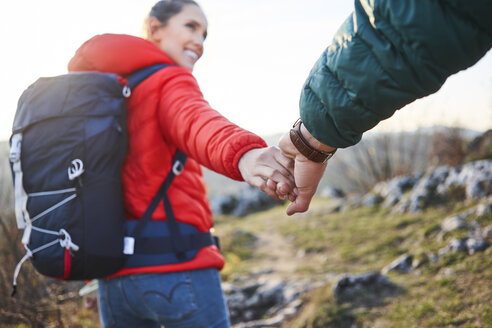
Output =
[{"x1": 286, "y1": 195, "x2": 311, "y2": 216}]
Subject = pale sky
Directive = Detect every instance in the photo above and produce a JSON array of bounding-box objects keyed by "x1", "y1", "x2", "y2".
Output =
[{"x1": 1, "y1": 0, "x2": 491, "y2": 142}]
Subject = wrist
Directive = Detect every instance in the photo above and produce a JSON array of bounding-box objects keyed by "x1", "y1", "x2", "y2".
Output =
[
  {"x1": 289, "y1": 119, "x2": 336, "y2": 163},
  {"x1": 238, "y1": 148, "x2": 253, "y2": 174},
  {"x1": 299, "y1": 123, "x2": 336, "y2": 153}
]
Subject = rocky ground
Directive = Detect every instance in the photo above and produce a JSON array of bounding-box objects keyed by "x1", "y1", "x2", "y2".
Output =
[{"x1": 214, "y1": 159, "x2": 492, "y2": 327}]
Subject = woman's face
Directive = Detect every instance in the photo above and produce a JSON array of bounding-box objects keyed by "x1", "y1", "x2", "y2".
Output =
[{"x1": 150, "y1": 4, "x2": 208, "y2": 70}]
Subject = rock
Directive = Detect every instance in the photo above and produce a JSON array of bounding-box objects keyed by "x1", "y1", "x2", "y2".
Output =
[
  {"x1": 441, "y1": 214, "x2": 468, "y2": 232},
  {"x1": 360, "y1": 160, "x2": 492, "y2": 214},
  {"x1": 391, "y1": 199, "x2": 411, "y2": 214},
  {"x1": 210, "y1": 186, "x2": 285, "y2": 217},
  {"x1": 333, "y1": 272, "x2": 401, "y2": 303},
  {"x1": 372, "y1": 175, "x2": 418, "y2": 208},
  {"x1": 438, "y1": 236, "x2": 490, "y2": 256},
  {"x1": 407, "y1": 165, "x2": 450, "y2": 212},
  {"x1": 466, "y1": 221, "x2": 485, "y2": 240},
  {"x1": 233, "y1": 315, "x2": 284, "y2": 328},
  {"x1": 483, "y1": 225, "x2": 492, "y2": 238},
  {"x1": 476, "y1": 203, "x2": 492, "y2": 217},
  {"x1": 210, "y1": 194, "x2": 238, "y2": 215},
  {"x1": 428, "y1": 252, "x2": 439, "y2": 263},
  {"x1": 244, "y1": 280, "x2": 285, "y2": 308},
  {"x1": 439, "y1": 238, "x2": 468, "y2": 255},
  {"x1": 225, "y1": 277, "x2": 312, "y2": 326},
  {"x1": 466, "y1": 238, "x2": 490, "y2": 255},
  {"x1": 438, "y1": 160, "x2": 492, "y2": 199},
  {"x1": 362, "y1": 193, "x2": 384, "y2": 207},
  {"x1": 382, "y1": 254, "x2": 414, "y2": 274},
  {"x1": 321, "y1": 187, "x2": 346, "y2": 199},
  {"x1": 448, "y1": 238, "x2": 468, "y2": 252}
]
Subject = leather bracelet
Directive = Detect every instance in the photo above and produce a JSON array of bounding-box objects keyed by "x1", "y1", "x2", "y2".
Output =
[{"x1": 289, "y1": 119, "x2": 336, "y2": 163}]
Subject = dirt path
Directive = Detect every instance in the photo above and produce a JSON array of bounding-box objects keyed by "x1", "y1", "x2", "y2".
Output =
[{"x1": 253, "y1": 227, "x2": 300, "y2": 277}]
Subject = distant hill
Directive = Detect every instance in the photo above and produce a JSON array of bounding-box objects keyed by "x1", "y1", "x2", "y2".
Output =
[{"x1": 204, "y1": 126, "x2": 484, "y2": 197}]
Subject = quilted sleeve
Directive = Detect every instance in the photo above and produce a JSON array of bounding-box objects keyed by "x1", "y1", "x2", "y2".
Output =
[
  {"x1": 300, "y1": 0, "x2": 492, "y2": 148},
  {"x1": 157, "y1": 68, "x2": 267, "y2": 181}
]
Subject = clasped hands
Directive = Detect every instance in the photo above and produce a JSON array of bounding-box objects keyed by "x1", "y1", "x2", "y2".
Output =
[{"x1": 239, "y1": 126, "x2": 334, "y2": 216}]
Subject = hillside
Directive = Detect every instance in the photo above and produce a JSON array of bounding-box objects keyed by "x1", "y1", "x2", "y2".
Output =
[
  {"x1": 2, "y1": 160, "x2": 490, "y2": 327},
  {"x1": 1, "y1": 128, "x2": 491, "y2": 327},
  {"x1": 212, "y1": 159, "x2": 492, "y2": 327},
  {"x1": 213, "y1": 195, "x2": 492, "y2": 327}
]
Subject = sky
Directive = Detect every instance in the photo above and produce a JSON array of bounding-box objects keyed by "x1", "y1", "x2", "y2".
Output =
[{"x1": 0, "y1": 0, "x2": 491, "y2": 142}]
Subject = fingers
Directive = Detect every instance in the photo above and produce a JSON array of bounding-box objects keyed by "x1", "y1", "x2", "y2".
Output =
[
  {"x1": 254, "y1": 165, "x2": 295, "y2": 196},
  {"x1": 266, "y1": 178, "x2": 277, "y2": 191},
  {"x1": 252, "y1": 148, "x2": 296, "y2": 194},
  {"x1": 261, "y1": 147, "x2": 295, "y2": 181},
  {"x1": 254, "y1": 177, "x2": 284, "y2": 200},
  {"x1": 237, "y1": 146, "x2": 299, "y2": 202},
  {"x1": 276, "y1": 181, "x2": 297, "y2": 202},
  {"x1": 273, "y1": 146, "x2": 295, "y2": 173}
]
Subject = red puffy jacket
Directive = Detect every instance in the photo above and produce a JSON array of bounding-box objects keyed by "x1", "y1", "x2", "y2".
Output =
[{"x1": 68, "y1": 34, "x2": 267, "y2": 276}]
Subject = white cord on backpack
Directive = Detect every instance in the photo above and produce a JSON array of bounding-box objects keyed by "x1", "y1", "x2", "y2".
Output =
[
  {"x1": 30, "y1": 194, "x2": 77, "y2": 224},
  {"x1": 12, "y1": 249, "x2": 32, "y2": 297},
  {"x1": 12, "y1": 228, "x2": 79, "y2": 297}
]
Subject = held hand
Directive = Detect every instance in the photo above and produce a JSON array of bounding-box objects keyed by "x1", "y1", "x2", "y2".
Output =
[
  {"x1": 278, "y1": 131, "x2": 328, "y2": 215},
  {"x1": 238, "y1": 146, "x2": 296, "y2": 201}
]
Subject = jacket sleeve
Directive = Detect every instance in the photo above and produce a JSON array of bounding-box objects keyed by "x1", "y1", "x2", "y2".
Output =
[
  {"x1": 300, "y1": 0, "x2": 492, "y2": 148},
  {"x1": 157, "y1": 68, "x2": 267, "y2": 181}
]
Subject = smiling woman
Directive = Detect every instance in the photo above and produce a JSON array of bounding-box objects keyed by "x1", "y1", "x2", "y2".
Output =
[
  {"x1": 146, "y1": 2, "x2": 207, "y2": 70},
  {"x1": 64, "y1": 0, "x2": 297, "y2": 327}
]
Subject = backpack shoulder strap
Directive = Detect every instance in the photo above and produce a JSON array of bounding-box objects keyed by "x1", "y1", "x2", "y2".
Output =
[
  {"x1": 127, "y1": 64, "x2": 171, "y2": 89},
  {"x1": 124, "y1": 150, "x2": 188, "y2": 256}
]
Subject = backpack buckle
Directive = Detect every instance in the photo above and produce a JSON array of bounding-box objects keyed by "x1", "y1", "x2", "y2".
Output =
[
  {"x1": 68, "y1": 159, "x2": 85, "y2": 180},
  {"x1": 172, "y1": 160, "x2": 184, "y2": 176},
  {"x1": 59, "y1": 229, "x2": 79, "y2": 252}
]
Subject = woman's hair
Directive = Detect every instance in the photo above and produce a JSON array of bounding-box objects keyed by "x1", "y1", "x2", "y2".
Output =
[
  {"x1": 151, "y1": 0, "x2": 200, "y2": 24},
  {"x1": 143, "y1": 0, "x2": 200, "y2": 38}
]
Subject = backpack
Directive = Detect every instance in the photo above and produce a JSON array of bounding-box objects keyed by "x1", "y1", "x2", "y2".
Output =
[{"x1": 9, "y1": 65, "x2": 217, "y2": 296}]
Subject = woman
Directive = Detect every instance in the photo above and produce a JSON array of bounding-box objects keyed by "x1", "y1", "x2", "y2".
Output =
[{"x1": 69, "y1": 1, "x2": 295, "y2": 327}]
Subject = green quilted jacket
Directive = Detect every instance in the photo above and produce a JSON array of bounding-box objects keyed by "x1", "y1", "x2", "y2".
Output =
[{"x1": 300, "y1": 0, "x2": 492, "y2": 148}]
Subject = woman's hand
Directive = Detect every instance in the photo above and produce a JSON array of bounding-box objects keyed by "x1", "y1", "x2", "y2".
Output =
[{"x1": 238, "y1": 146, "x2": 296, "y2": 201}]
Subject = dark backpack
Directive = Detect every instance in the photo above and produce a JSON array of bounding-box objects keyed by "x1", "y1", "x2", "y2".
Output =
[
  {"x1": 9, "y1": 65, "x2": 174, "y2": 294},
  {"x1": 9, "y1": 65, "x2": 220, "y2": 296}
]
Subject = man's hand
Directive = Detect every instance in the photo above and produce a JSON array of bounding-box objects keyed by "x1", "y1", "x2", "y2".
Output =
[
  {"x1": 238, "y1": 146, "x2": 296, "y2": 201},
  {"x1": 278, "y1": 124, "x2": 335, "y2": 215}
]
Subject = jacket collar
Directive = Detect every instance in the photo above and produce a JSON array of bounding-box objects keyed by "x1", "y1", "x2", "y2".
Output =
[{"x1": 68, "y1": 34, "x2": 175, "y2": 76}]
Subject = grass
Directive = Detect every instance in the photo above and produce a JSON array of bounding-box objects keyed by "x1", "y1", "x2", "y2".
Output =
[
  {"x1": 213, "y1": 197, "x2": 492, "y2": 327},
  {"x1": 382, "y1": 247, "x2": 492, "y2": 327}
]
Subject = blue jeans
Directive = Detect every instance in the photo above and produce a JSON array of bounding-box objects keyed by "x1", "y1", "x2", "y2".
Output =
[{"x1": 97, "y1": 268, "x2": 230, "y2": 328}]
